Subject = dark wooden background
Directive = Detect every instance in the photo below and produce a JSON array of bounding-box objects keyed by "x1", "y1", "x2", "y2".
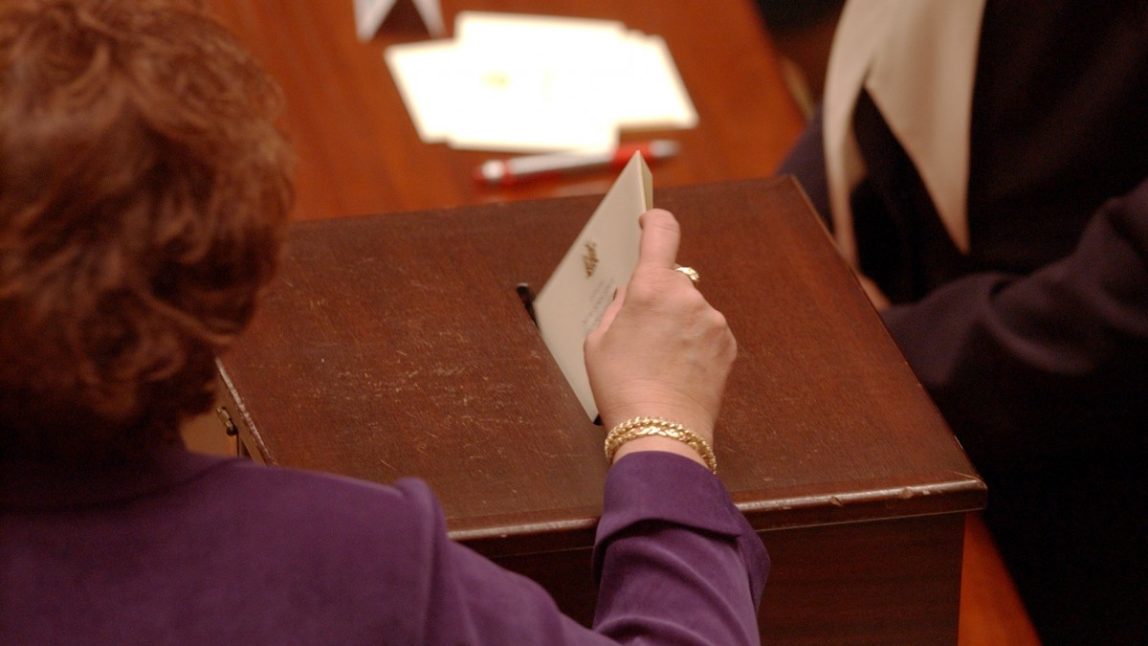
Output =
[{"x1": 204, "y1": 0, "x2": 804, "y2": 219}]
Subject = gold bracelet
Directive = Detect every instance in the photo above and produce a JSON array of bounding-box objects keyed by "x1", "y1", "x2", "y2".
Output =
[{"x1": 604, "y1": 416, "x2": 717, "y2": 473}]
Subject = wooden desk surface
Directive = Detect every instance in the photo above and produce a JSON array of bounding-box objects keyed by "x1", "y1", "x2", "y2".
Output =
[{"x1": 205, "y1": 0, "x2": 805, "y2": 219}]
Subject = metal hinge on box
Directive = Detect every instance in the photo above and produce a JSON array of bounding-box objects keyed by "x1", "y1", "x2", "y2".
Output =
[{"x1": 215, "y1": 406, "x2": 239, "y2": 437}]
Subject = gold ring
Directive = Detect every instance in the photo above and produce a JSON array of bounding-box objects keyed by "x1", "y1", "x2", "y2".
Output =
[{"x1": 674, "y1": 265, "x2": 700, "y2": 285}]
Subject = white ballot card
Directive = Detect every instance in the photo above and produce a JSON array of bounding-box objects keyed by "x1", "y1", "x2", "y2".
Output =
[{"x1": 532, "y1": 153, "x2": 653, "y2": 419}]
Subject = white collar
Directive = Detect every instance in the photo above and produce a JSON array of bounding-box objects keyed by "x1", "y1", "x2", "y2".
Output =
[{"x1": 823, "y1": 0, "x2": 987, "y2": 265}]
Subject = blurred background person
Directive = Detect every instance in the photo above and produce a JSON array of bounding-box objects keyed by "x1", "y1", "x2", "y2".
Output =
[{"x1": 774, "y1": 1, "x2": 1148, "y2": 641}]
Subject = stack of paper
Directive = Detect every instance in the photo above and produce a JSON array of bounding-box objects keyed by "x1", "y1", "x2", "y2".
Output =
[{"x1": 385, "y1": 12, "x2": 698, "y2": 153}]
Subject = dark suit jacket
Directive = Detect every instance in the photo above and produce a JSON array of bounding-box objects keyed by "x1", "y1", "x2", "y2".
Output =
[{"x1": 779, "y1": 2, "x2": 1148, "y2": 642}]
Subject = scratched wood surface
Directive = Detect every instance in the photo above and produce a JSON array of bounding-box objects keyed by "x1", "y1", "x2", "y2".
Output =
[
  {"x1": 217, "y1": 178, "x2": 986, "y2": 643},
  {"x1": 219, "y1": 178, "x2": 984, "y2": 533}
]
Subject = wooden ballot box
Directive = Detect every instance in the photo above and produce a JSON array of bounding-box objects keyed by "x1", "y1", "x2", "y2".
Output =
[{"x1": 216, "y1": 177, "x2": 986, "y2": 644}]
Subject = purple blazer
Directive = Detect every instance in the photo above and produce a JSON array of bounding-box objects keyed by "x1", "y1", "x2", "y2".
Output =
[{"x1": 1, "y1": 447, "x2": 767, "y2": 644}]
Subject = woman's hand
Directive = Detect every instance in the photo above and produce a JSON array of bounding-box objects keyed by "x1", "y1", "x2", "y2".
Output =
[{"x1": 584, "y1": 209, "x2": 737, "y2": 467}]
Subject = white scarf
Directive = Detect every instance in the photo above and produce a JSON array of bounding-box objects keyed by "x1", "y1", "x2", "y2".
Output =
[{"x1": 823, "y1": 0, "x2": 988, "y2": 266}]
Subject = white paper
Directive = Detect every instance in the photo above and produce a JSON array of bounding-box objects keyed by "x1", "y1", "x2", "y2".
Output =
[
  {"x1": 609, "y1": 33, "x2": 698, "y2": 130},
  {"x1": 354, "y1": 0, "x2": 396, "y2": 41},
  {"x1": 455, "y1": 11, "x2": 626, "y2": 48},
  {"x1": 384, "y1": 12, "x2": 697, "y2": 152},
  {"x1": 445, "y1": 12, "x2": 625, "y2": 153},
  {"x1": 532, "y1": 153, "x2": 653, "y2": 419},
  {"x1": 384, "y1": 40, "x2": 461, "y2": 142},
  {"x1": 353, "y1": 0, "x2": 445, "y2": 41}
]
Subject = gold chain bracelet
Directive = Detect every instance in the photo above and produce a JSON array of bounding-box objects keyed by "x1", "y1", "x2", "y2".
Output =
[{"x1": 604, "y1": 416, "x2": 717, "y2": 473}]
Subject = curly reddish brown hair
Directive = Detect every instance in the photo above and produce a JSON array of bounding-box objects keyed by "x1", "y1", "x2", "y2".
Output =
[{"x1": 0, "y1": 0, "x2": 293, "y2": 462}]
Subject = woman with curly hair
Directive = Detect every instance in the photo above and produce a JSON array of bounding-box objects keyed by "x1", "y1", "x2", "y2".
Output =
[{"x1": 0, "y1": 1, "x2": 765, "y2": 644}]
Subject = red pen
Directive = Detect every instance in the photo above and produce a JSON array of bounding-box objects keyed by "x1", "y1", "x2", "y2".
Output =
[{"x1": 474, "y1": 139, "x2": 679, "y2": 186}]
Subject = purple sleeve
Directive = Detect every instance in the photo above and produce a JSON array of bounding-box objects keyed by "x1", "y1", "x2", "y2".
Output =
[
  {"x1": 593, "y1": 452, "x2": 768, "y2": 645},
  {"x1": 401, "y1": 451, "x2": 767, "y2": 645},
  {"x1": 883, "y1": 178, "x2": 1148, "y2": 471}
]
